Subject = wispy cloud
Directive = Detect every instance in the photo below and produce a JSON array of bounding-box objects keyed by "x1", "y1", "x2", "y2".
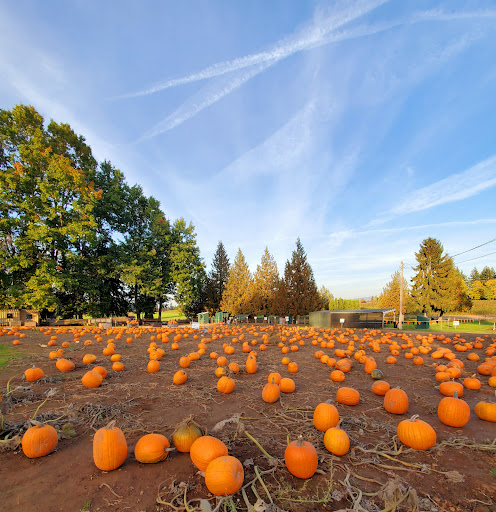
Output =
[
  {"x1": 373, "y1": 155, "x2": 496, "y2": 224},
  {"x1": 117, "y1": 0, "x2": 390, "y2": 100}
]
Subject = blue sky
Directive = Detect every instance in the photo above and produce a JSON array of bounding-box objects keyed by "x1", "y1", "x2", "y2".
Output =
[{"x1": 1, "y1": 0, "x2": 495, "y2": 299}]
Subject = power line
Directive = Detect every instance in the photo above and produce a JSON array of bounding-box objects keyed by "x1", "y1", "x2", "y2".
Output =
[
  {"x1": 455, "y1": 250, "x2": 496, "y2": 264},
  {"x1": 451, "y1": 237, "x2": 496, "y2": 258}
]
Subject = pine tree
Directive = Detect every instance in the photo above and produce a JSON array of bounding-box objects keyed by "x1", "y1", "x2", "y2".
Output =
[
  {"x1": 220, "y1": 249, "x2": 252, "y2": 315},
  {"x1": 282, "y1": 238, "x2": 320, "y2": 316},
  {"x1": 376, "y1": 270, "x2": 410, "y2": 315},
  {"x1": 205, "y1": 241, "x2": 230, "y2": 314},
  {"x1": 480, "y1": 266, "x2": 494, "y2": 284},
  {"x1": 250, "y1": 247, "x2": 279, "y2": 316},
  {"x1": 469, "y1": 268, "x2": 481, "y2": 288},
  {"x1": 317, "y1": 285, "x2": 333, "y2": 310},
  {"x1": 411, "y1": 238, "x2": 457, "y2": 316}
]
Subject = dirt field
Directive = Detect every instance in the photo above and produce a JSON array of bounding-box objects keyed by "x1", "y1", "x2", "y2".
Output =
[{"x1": 0, "y1": 324, "x2": 495, "y2": 512}]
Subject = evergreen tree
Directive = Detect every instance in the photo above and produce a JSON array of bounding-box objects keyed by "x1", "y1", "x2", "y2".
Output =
[
  {"x1": 220, "y1": 249, "x2": 252, "y2": 315},
  {"x1": 282, "y1": 238, "x2": 320, "y2": 316},
  {"x1": 376, "y1": 270, "x2": 410, "y2": 315},
  {"x1": 205, "y1": 241, "x2": 230, "y2": 314},
  {"x1": 250, "y1": 247, "x2": 279, "y2": 316},
  {"x1": 469, "y1": 268, "x2": 481, "y2": 288},
  {"x1": 480, "y1": 266, "x2": 495, "y2": 283},
  {"x1": 411, "y1": 238, "x2": 457, "y2": 316}
]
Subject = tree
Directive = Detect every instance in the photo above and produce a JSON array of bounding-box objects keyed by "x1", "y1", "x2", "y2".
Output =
[
  {"x1": 281, "y1": 238, "x2": 320, "y2": 316},
  {"x1": 250, "y1": 247, "x2": 279, "y2": 317},
  {"x1": 205, "y1": 241, "x2": 230, "y2": 314},
  {"x1": 220, "y1": 249, "x2": 252, "y2": 315},
  {"x1": 317, "y1": 285, "x2": 333, "y2": 310},
  {"x1": 469, "y1": 280, "x2": 485, "y2": 300},
  {"x1": 480, "y1": 266, "x2": 496, "y2": 284},
  {"x1": 376, "y1": 270, "x2": 409, "y2": 315},
  {"x1": 468, "y1": 268, "x2": 481, "y2": 288},
  {"x1": 410, "y1": 238, "x2": 458, "y2": 316},
  {"x1": 170, "y1": 218, "x2": 206, "y2": 318},
  {"x1": 484, "y1": 279, "x2": 496, "y2": 299}
]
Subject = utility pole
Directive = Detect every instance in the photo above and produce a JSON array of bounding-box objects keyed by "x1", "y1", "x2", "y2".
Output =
[{"x1": 399, "y1": 261, "x2": 404, "y2": 330}]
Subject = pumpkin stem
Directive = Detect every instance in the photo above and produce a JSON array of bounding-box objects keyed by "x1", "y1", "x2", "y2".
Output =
[
  {"x1": 453, "y1": 391, "x2": 459, "y2": 399},
  {"x1": 105, "y1": 420, "x2": 117, "y2": 430},
  {"x1": 409, "y1": 414, "x2": 419, "y2": 422}
]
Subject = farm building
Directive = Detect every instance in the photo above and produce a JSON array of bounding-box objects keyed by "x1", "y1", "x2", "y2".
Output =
[
  {"x1": 0, "y1": 308, "x2": 40, "y2": 327},
  {"x1": 309, "y1": 309, "x2": 395, "y2": 329}
]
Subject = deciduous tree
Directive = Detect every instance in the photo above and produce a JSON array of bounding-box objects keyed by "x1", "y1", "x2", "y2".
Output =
[
  {"x1": 250, "y1": 247, "x2": 279, "y2": 317},
  {"x1": 220, "y1": 249, "x2": 252, "y2": 315}
]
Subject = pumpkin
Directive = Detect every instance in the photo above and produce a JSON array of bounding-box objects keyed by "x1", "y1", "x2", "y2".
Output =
[
  {"x1": 330, "y1": 370, "x2": 345, "y2": 382},
  {"x1": 22, "y1": 422, "x2": 58, "y2": 458},
  {"x1": 371, "y1": 369, "x2": 383, "y2": 380},
  {"x1": 215, "y1": 367, "x2": 227, "y2": 377},
  {"x1": 463, "y1": 374, "x2": 481, "y2": 390},
  {"x1": 336, "y1": 387, "x2": 360, "y2": 406},
  {"x1": 205, "y1": 456, "x2": 244, "y2": 495},
  {"x1": 267, "y1": 372, "x2": 282, "y2": 385},
  {"x1": 287, "y1": 362, "x2": 298, "y2": 373},
  {"x1": 364, "y1": 357, "x2": 377, "y2": 374},
  {"x1": 93, "y1": 421, "x2": 128, "y2": 471},
  {"x1": 284, "y1": 437, "x2": 318, "y2": 479},
  {"x1": 474, "y1": 392, "x2": 496, "y2": 422},
  {"x1": 437, "y1": 391, "x2": 470, "y2": 427},
  {"x1": 217, "y1": 376, "x2": 235, "y2": 394},
  {"x1": 397, "y1": 415, "x2": 436, "y2": 450},
  {"x1": 82, "y1": 354, "x2": 97, "y2": 365},
  {"x1": 383, "y1": 388, "x2": 409, "y2": 415},
  {"x1": 172, "y1": 418, "x2": 203, "y2": 452},
  {"x1": 439, "y1": 381, "x2": 463, "y2": 397},
  {"x1": 55, "y1": 358, "x2": 75, "y2": 372},
  {"x1": 112, "y1": 361, "x2": 124, "y2": 372},
  {"x1": 279, "y1": 378, "x2": 295, "y2": 393},
  {"x1": 228, "y1": 362, "x2": 240, "y2": 373},
  {"x1": 134, "y1": 433, "x2": 171, "y2": 463},
  {"x1": 81, "y1": 370, "x2": 103, "y2": 388},
  {"x1": 173, "y1": 370, "x2": 187, "y2": 385},
  {"x1": 262, "y1": 379, "x2": 280, "y2": 403},
  {"x1": 190, "y1": 435, "x2": 228, "y2": 471},
  {"x1": 147, "y1": 359, "x2": 160, "y2": 373},
  {"x1": 24, "y1": 366, "x2": 44, "y2": 382},
  {"x1": 371, "y1": 380, "x2": 390, "y2": 396},
  {"x1": 246, "y1": 356, "x2": 257, "y2": 374},
  {"x1": 313, "y1": 402, "x2": 339, "y2": 432},
  {"x1": 323, "y1": 426, "x2": 350, "y2": 456},
  {"x1": 92, "y1": 366, "x2": 107, "y2": 379}
]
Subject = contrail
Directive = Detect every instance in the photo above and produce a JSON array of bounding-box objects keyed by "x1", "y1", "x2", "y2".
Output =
[{"x1": 116, "y1": 0, "x2": 390, "y2": 99}]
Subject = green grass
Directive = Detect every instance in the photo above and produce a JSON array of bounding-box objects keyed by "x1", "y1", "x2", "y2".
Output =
[
  {"x1": 0, "y1": 344, "x2": 18, "y2": 370},
  {"x1": 387, "y1": 319, "x2": 496, "y2": 334},
  {"x1": 153, "y1": 310, "x2": 187, "y2": 321}
]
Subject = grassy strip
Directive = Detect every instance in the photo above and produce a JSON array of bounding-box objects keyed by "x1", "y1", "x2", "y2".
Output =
[
  {"x1": 388, "y1": 320, "x2": 496, "y2": 334},
  {"x1": 0, "y1": 344, "x2": 18, "y2": 370}
]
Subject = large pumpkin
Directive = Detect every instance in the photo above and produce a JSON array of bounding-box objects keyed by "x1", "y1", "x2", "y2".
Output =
[
  {"x1": 474, "y1": 394, "x2": 496, "y2": 423},
  {"x1": 384, "y1": 388, "x2": 408, "y2": 415},
  {"x1": 279, "y1": 378, "x2": 295, "y2": 393},
  {"x1": 190, "y1": 435, "x2": 229, "y2": 471},
  {"x1": 284, "y1": 437, "x2": 318, "y2": 479},
  {"x1": 336, "y1": 387, "x2": 360, "y2": 406},
  {"x1": 93, "y1": 421, "x2": 128, "y2": 471},
  {"x1": 397, "y1": 415, "x2": 436, "y2": 450},
  {"x1": 205, "y1": 456, "x2": 244, "y2": 495},
  {"x1": 22, "y1": 422, "x2": 58, "y2": 458},
  {"x1": 24, "y1": 366, "x2": 44, "y2": 382},
  {"x1": 313, "y1": 402, "x2": 339, "y2": 432},
  {"x1": 437, "y1": 392, "x2": 470, "y2": 427},
  {"x1": 134, "y1": 433, "x2": 170, "y2": 463}
]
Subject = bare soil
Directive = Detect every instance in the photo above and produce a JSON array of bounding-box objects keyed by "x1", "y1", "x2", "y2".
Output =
[{"x1": 0, "y1": 325, "x2": 495, "y2": 512}]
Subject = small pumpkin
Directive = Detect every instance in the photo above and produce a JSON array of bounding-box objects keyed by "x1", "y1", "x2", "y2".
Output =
[
  {"x1": 336, "y1": 387, "x2": 360, "y2": 406},
  {"x1": 205, "y1": 456, "x2": 244, "y2": 496},
  {"x1": 383, "y1": 388, "x2": 408, "y2": 415},
  {"x1": 262, "y1": 379, "x2": 280, "y2": 403},
  {"x1": 134, "y1": 433, "x2": 171, "y2": 463},
  {"x1": 24, "y1": 366, "x2": 44, "y2": 382},
  {"x1": 173, "y1": 369, "x2": 187, "y2": 385},
  {"x1": 172, "y1": 418, "x2": 203, "y2": 453},
  {"x1": 284, "y1": 436, "x2": 318, "y2": 479},
  {"x1": 82, "y1": 354, "x2": 97, "y2": 365},
  {"x1": 147, "y1": 359, "x2": 160, "y2": 373},
  {"x1": 287, "y1": 362, "x2": 298, "y2": 373},
  {"x1": 93, "y1": 420, "x2": 128, "y2": 471},
  {"x1": 439, "y1": 381, "x2": 463, "y2": 397},
  {"x1": 22, "y1": 422, "x2": 58, "y2": 458},
  {"x1": 92, "y1": 366, "x2": 107, "y2": 379},
  {"x1": 370, "y1": 369, "x2": 383, "y2": 380},
  {"x1": 474, "y1": 391, "x2": 496, "y2": 423},
  {"x1": 190, "y1": 435, "x2": 228, "y2": 471},
  {"x1": 246, "y1": 355, "x2": 257, "y2": 374},
  {"x1": 397, "y1": 415, "x2": 436, "y2": 450},
  {"x1": 437, "y1": 391, "x2": 470, "y2": 427},
  {"x1": 55, "y1": 358, "x2": 75, "y2": 372},
  {"x1": 323, "y1": 425, "x2": 350, "y2": 456},
  {"x1": 462, "y1": 375, "x2": 481, "y2": 390},
  {"x1": 217, "y1": 376, "x2": 235, "y2": 394},
  {"x1": 313, "y1": 401, "x2": 339, "y2": 432},
  {"x1": 81, "y1": 370, "x2": 103, "y2": 388},
  {"x1": 267, "y1": 372, "x2": 282, "y2": 385},
  {"x1": 371, "y1": 380, "x2": 390, "y2": 396},
  {"x1": 279, "y1": 377, "x2": 295, "y2": 393}
]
